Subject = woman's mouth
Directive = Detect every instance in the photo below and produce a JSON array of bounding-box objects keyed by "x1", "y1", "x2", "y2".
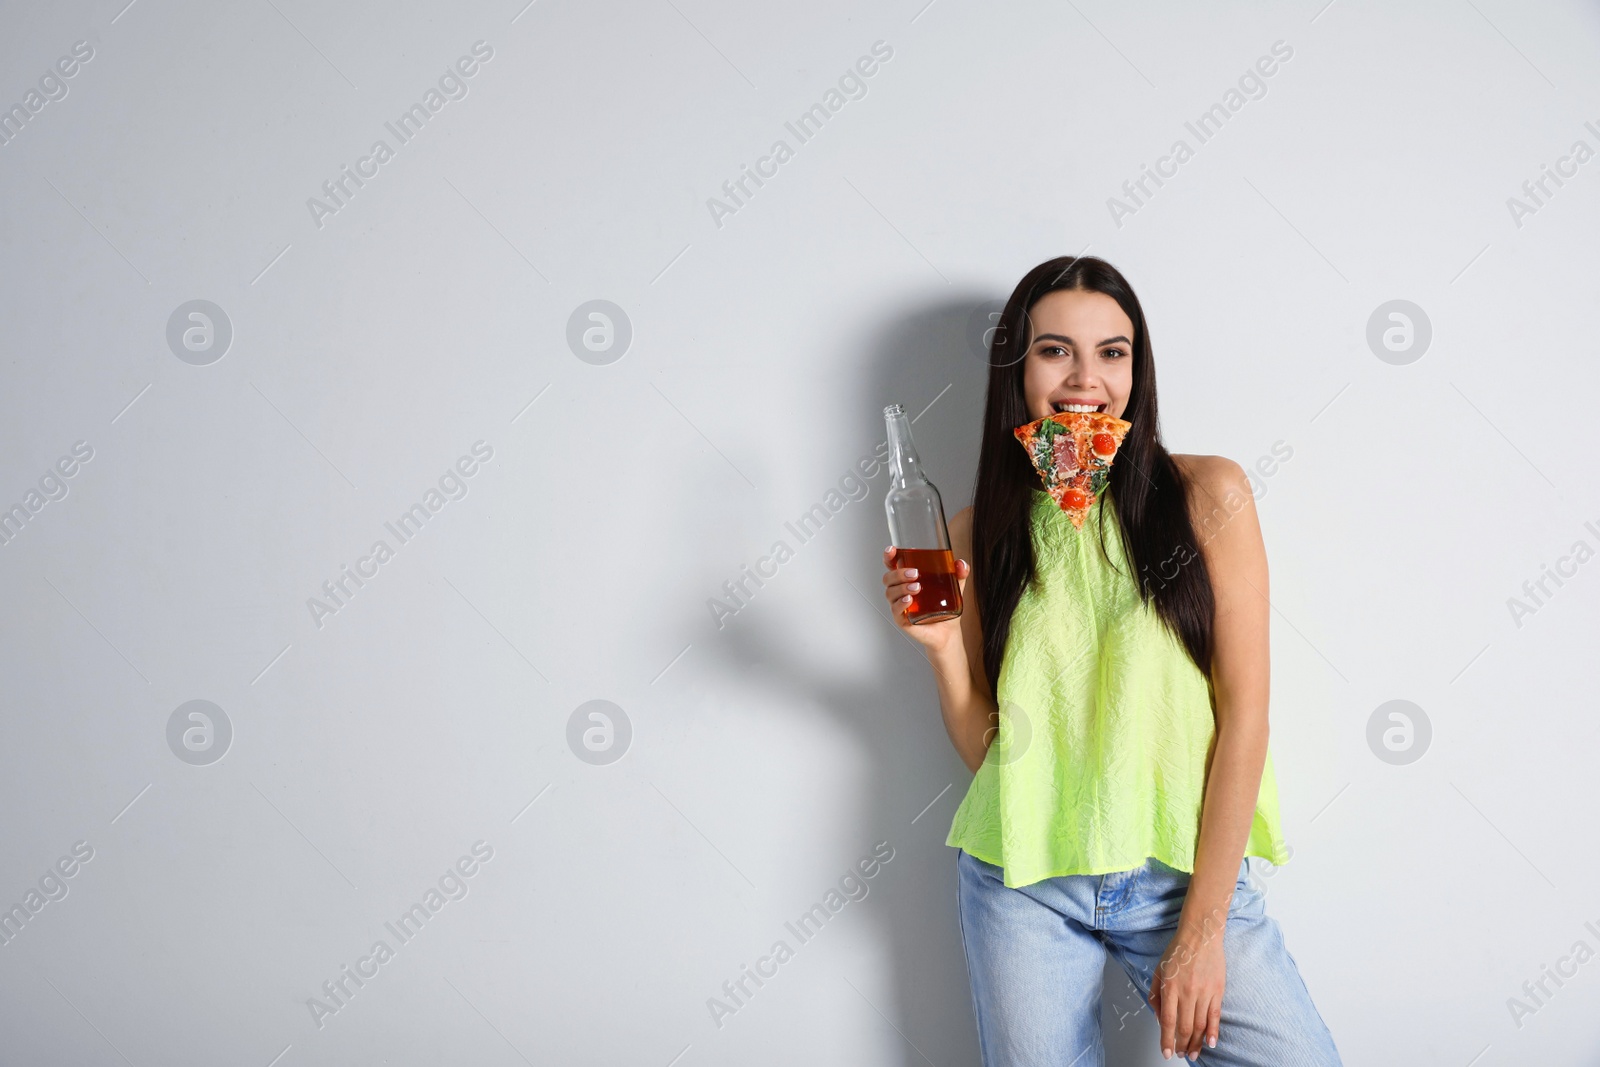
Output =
[{"x1": 1052, "y1": 400, "x2": 1106, "y2": 414}]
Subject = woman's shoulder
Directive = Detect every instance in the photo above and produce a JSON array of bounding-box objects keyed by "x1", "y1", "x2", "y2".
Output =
[
  {"x1": 949, "y1": 505, "x2": 974, "y2": 554},
  {"x1": 1170, "y1": 452, "x2": 1248, "y2": 494},
  {"x1": 1169, "y1": 453, "x2": 1256, "y2": 529}
]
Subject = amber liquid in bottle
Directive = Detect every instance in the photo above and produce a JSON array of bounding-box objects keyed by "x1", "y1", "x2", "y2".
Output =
[
  {"x1": 887, "y1": 546, "x2": 961, "y2": 624},
  {"x1": 883, "y1": 403, "x2": 963, "y2": 625}
]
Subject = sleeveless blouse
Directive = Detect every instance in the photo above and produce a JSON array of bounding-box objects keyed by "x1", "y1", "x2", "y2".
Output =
[{"x1": 946, "y1": 484, "x2": 1291, "y2": 889}]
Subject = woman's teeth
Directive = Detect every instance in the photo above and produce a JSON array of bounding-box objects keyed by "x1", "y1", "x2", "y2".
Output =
[{"x1": 1054, "y1": 403, "x2": 1104, "y2": 413}]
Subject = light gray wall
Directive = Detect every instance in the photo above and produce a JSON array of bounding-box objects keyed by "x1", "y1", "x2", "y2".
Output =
[{"x1": 1, "y1": 1, "x2": 1598, "y2": 1064}]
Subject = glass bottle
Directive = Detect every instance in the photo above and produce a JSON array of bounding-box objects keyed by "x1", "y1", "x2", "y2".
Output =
[{"x1": 883, "y1": 403, "x2": 962, "y2": 625}]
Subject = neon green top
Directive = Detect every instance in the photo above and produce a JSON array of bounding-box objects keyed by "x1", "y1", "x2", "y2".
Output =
[{"x1": 946, "y1": 484, "x2": 1291, "y2": 889}]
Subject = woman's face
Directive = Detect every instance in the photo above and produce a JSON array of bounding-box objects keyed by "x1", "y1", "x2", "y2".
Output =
[{"x1": 1019, "y1": 288, "x2": 1136, "y2": 423}]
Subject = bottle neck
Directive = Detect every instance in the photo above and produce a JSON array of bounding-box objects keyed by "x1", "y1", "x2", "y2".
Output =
[{"x1": 885, "y1": 411, "x2": 927, "y2": 488}]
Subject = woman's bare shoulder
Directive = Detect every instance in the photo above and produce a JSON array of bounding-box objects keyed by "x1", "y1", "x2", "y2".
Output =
[
  {"x1": 1171, "y1": 453, "x2": 1246, "y2": 492},
  {"x1": 948, "y1": 505, "x2": 975, "y2": 563},
  {"x1": 1170, "y1": 453, "x2": 1254, "y2": 528}
]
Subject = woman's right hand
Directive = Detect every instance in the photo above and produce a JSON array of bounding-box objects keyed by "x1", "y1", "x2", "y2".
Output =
[
  {"x1": 881, "y1": 547, "x2": 971, "y2": 652},
  {"x1": 882, "y1": 519, "x2": 996, "y2": 773}
]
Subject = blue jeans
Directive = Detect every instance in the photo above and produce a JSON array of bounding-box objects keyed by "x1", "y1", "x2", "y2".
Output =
[{"x1": 956, "y1": 850, "x2": 1341, "y2": 1066}]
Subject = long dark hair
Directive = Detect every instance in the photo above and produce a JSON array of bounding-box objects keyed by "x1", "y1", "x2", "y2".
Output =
[{"x1": 972, "y1": 255, "x2": 1215, "y2": 699}]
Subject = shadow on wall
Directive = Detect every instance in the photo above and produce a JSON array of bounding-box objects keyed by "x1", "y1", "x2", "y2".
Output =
[
  {"x1": 697, "y1": 293, "x2": 991, "y2": 1066},
  {"x1": 697, "y1": 285, "x2": 1186, "y2": 1066}
]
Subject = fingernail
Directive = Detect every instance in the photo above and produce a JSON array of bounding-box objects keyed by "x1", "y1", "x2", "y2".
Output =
[
  {"x1": 906, "y1": 568, "x2": 917, "y2": 578},
  {"x1": 1208, "y1": 1036, "x2": 1216, "y2": 1048},
  {"x1": 909, "y1": 583, "x2": 920, "y2": 591},
  {"x1": 1162, "y1": 1052, "x2": 1171, "y2": 1061}
]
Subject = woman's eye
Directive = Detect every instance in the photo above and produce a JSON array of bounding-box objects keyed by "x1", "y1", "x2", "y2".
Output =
[{"x1": 1104, "y1": 348, "x2": 1127, "y2": 359}]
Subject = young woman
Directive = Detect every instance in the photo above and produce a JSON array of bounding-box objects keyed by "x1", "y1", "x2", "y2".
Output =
[{"x1": 881, "y1": 257, "x2": 1341, "y2": 1065}]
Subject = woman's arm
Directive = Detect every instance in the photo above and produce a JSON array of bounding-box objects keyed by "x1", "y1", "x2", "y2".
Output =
[
  {"x1": 883, "y1": 505, "x2": 997, "y2": 774},
  {"x1": 1149, "y1": 455, "x2": 1272, "y2": 1059},
  {"x1": 1182, "y1": 455, "x2": 1272, "y2": 943}
]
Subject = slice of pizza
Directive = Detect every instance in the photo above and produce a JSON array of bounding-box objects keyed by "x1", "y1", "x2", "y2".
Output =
[{"x1": 1012, "y1": 409, "x2": 1132, "y2": 528}]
